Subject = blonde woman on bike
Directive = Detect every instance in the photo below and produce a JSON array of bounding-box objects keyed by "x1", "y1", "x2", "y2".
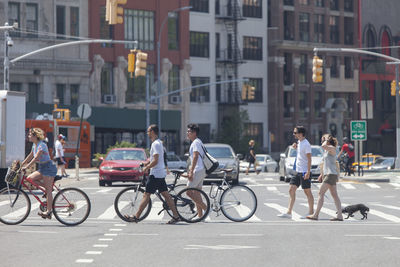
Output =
[{"x1": 21, "y1": 128, "x2": 57, "y2": 219}]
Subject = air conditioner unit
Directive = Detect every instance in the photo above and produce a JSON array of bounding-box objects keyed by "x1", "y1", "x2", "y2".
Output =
[
  {"x1": 170, "y1": 95, "x2": 182, "y2": 104},
  {"x1": 198, "y1": 96, "x2": 206, "y2": 103},
  {"x1": 103, "y1": 94, "x2": 116, "y2": 104}
]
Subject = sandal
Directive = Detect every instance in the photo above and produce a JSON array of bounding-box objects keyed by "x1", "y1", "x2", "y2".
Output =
[
  {"x1": 38, "y1": 211, "x2": 52, "y2": 219},
  {"x1": 330, "y1": 218, "x2": 343, "y2": 221},
  {"x1": 167, "y1": 217, "x2": 180, "y2": 225},
  {"x1": 124, "y1": 215, "x2": 139, "y2": 223},
  {"x1": 306, "y1": 215, "x2": 318, "y2": 220}
]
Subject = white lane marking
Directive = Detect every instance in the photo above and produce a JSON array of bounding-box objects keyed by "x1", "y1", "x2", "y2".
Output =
[
  {"x1": 372, "y1": 204, "x2": 400, "y2": 211},
  {"x1": 384, "y1": 237, "x2": 400, "y2": 240},
  {"x1": 104, "y1": 233, "x2": 118, "y2": 236},
  {"x1": 220, "y1": 234, "x2": 264, "y2": 237},
  {"x1": 97, "y1": 205, "x2": 117, "y2": 220},
  {"x1": 146, "y1": 201, "x2": 164, "y2": 221},
  {"x1": 267, "y1": 186, "x2": 278, "y2": 191},
  {"x1": 233, "y1": 205, "x2": 261, "y2": 222},
  {"x1": 345, "y1": 234, "x2": 390, "y2": 237},
  {"x1": 264, "y1": 178, "x2": 273, "y2": 181},
  {"x1": 366, "y1": 183, "x2": 380, "y2": 189},
  {"x1": 93, "y1": 244, "x2": 108, "y2": 248},
  {"x1": 342, "y1": 202, "x2": 400, "y2": 223},
  {"x1": 264, "y1": 203, "x2": 303, "y2": 222},
  {"x1": 109, "y1": 228, "x2": 122, "y2": 232},
  {"x1": 114, "y1": 223, "x2": 127, "y2": 227},
  {"x1": 390, "y1": 183, "x2": 400, "y2": 188},
  {"x1": 96, "y1": 189, "x2": 112, "y2": 194},
  {"x1": 98, "y1": 238, "x2": 113, "y2": 241},
  {"x1": 341, "y1": 183, "x2": 356, "y2": 190},
  {"x1": 184, "y1": 244, "x2": 260, "y2": 250},
  {"x1": 85, "y1": 251, "x2": 102, "y2": 255},
  {"x1": 124, "y1": 233, "x2": 159, "y2": 236},
  {"x1": 4, "y1": 203, "x2": 39, "y2": 220},
  {"x1": 76, "y1": 259, "x2": 94, "y2": 263}
]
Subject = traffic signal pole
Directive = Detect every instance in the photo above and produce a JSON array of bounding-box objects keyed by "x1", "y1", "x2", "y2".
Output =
[{"x1": 314, "y1": 47, "x2": 400, "y2": 169}]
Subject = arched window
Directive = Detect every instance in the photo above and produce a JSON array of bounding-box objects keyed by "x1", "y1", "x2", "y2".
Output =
[
  {"x1": 381, "y1": 31, "x2": 390, "y2": 55},
  {"x1": 366, "y1": 28, "x2": 376, "y2": 49}
]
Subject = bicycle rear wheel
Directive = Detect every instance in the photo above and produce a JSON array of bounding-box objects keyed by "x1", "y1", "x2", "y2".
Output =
[
  {"x1": 0, "y1": 188, "x2": 31, "y2": 225},
  {"x1": 175, "y1": 187, "x2": 210, "y2": 223},
  {"x1": 53, "y1": 188, "x2": 91, "y2": 226},
  {"x1": 114, "y1": 186, "x2": 151, "y2": 222},
  {"x1": 220, "y1": 185, "x2": 257, "y2": 222}
]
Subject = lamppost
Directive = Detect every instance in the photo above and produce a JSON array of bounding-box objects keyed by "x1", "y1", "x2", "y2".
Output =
[{"x1": 157, "y1": 6, "x2": 191, "y2": 136}]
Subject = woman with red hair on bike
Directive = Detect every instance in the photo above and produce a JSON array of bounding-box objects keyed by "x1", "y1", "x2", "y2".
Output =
[{"x1": 21, "y1": 128, "x2": 57, "y2": 219}]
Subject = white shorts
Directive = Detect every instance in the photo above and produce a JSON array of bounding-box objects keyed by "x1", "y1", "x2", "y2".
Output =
[{"x1": 187, "y1": 168, "x2": 206, "y2": 189}]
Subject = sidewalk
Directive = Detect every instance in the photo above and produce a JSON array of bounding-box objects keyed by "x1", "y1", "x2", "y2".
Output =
[
  {"x1": 340, "y1": 170, "x2": 400, "y2": 183},
  {"x1": 55, "y1": 167, "x2": 98, "y2": 187}
]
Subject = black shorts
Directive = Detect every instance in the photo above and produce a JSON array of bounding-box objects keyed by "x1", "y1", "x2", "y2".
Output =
[
  {"x1": 56, "y1": 157, "x2": 64, "y2": 166},
  {"x1": 145, "y1": 175, "x2": 168, "y2": 194},
  {"x1": 290, "y1": 173, "x2": 311, "y2": 189}
]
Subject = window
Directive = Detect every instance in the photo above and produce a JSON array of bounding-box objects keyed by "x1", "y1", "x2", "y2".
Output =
[
  {"x1": 299, "y1": 54, "x2": 308, "y2": 84},
  {"x1": 330, "y1": 56, "x2": 339, "y2": 78},
  {"x1": 126, "y1": 65, "x2": 155, "y2": 103},
  {"x1": 216, "y1": 75, "x2": 221, "y2": 102},
  {"x1": 344, "y1": 0, "x2": 354, "y2": 12},
  {"x1": 314, "y1": 14, "x2": 325, "y2": 43},
  {"x1": 70, "y1": 84, "x2": 79, "y2": 105},
  {"x1": 190, "y1": 0, "x2": 209, "y2": 13},
  {"x1": 283, "y1": 91, "x2": 292, "y2": 118},
  {"x1": 299, "y1": 0, "x2": 310, "y2": 5},
  {"x1": 56, "y1": 6, "x2": 66, "y2": 38},
  {"x1": 245, "y1": 123, "x2": 263, "y2": 148},
  {"x1": 381, "y1": 31, "x2": 391, "y2": 56},
  {"x1": 315, "y1": 0, "x2": 324, "y2": 7},
  {"x1": 70, "y1": 7, "x2": 79, "y2": 37},
  {"x1": 365, "y1": 27, "x2": 376, "y2": 51},
  {"x1": 314, "y1": 91, "x2": 322, "y2": 118},
  {"x1": 215, "y1": 0, "x2": 220, "y2": 15},
  {"x1": 299, "y1": 92, "x2": 308, "y2": 118},
  {"x1": 57, "y1": 84, "x2": 66, "y2": 105},
  {"x1": 28, "y1": 83, "x2": 39, "y2": 104},
  {"x1": 344, "y1": 17, "x2": 354, "y2": 45},
  {"x1": 245, "y1": 78, "x2": 263, "y2": 103},
  {"x1": 299, "y1": 13, "x2": 310, "y2": 42},
  {"x1": 330, "y1": 0, "x2": 339, "y2": 10},
  {"x1": 125, "y1": 9, "x2": 155, "y2": 50},
  {"x1": 8, "y1": 2, "x2": 20, "y2": 37},
  {"x1": 168, "y1": 12, "x2": 179, "y2": 50},
  {"x1": 329, "y1": 16, "x2": 339, "y2": 44},
  {"x1": 268, "y1": 0, "x2": 271, "y2": 27},
  {"x1": 215, "y1": 33, "x2": 220, "y2": 59},
  {"x1": 284, "y1": 53, "x2": 292, "y2": 85},
  {"x1": 344, "y1": 57, "x2": 353, "y2": 79},
  {"x1": 26, "y1": 3, "x2": 38, "y2": 38},
  {"x1": 284, "y1": 11, "x2": 294, "y2": 40},
  {"x1": 283, "y1": 0, "x2": 294, "y2": 5},
  {"x1": 168, "y1": 65, "x2": 180, "y2": 104},
  {"x1": 198, "y1": 124, "x2": 211, "y2": 143},
  {"x1": 10, "y1": 82, "x2": 22, "y2": 91},
  {"x1": 243, "y1": 0, "x2": 262, "y2": 18},
  {"x1": 190, "y1": 31, "x2": 209, "y2": 57},
  {"x1": 100, "y1": 7, "x2": 113, "y2": 47},
  {"x1": 101, "y1": 63, "x2": 113, "y2": 103},
  {"x1": 190, "y1": 77, "x2": 210, "y2": 103},
  {"x1": 243, "y1": 36, "x2": 262, "y2": 60}
]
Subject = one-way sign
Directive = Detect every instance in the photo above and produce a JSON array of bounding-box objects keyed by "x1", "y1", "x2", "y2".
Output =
[{"x1": 351, "y1": 120, "x2": 367, "y2": 141}]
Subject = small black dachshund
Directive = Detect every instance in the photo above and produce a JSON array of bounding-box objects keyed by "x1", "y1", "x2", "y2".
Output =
[{"x1": 341, "y1": 204, "x2": 369, "y2": 220}]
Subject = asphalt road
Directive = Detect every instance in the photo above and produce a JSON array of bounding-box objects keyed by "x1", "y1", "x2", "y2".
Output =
[{"x1": 1, "y1": 170, "x2": 399, "y2": 267}]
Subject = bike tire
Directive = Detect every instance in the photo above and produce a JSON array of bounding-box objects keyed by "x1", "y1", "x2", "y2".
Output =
[
  {"x1": 220, "y1": 185, "x2": 257, "y2": 222},
  {"x1": 175, "y1": 187, "x2": 210, "y2": 223},
  {"x1": 53, "y1": 187, "x2": 91, "y2": 226},
  {"x1": 165, "y1": 184, "x2": 187, "y2": 218},
  {"x1": 114, "y1": 186, "x2": 152, "y2": 222},
  {"x1": 0, "y1": 187, "x2": 31, "y2": 225}
]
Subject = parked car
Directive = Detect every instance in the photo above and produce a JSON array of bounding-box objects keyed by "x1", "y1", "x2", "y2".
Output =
[
  {"x1": 166, "y1": 152, "x2": 187, "y2": 171},
  {"x1": 239, "y1": 160, "x2": 262, "y2": 173},
  {"x1": 370, "y1": 157, "x2": 395, "y2": 171},
  {"x1": 279, "y1": 145, "x2": 323, "y2": 182},
  {"x1": 256, "y1": 154, "x2": 278, "y2": 172},
  {"x1": 98, "y1": 148, "x2": 148, "y2": 186},
  {"x1": 203, "y1": 143, "x2": 240, "y2": 184},
  {"x1": 352, "y1": 153, "x2": 382, "y2": 170}
]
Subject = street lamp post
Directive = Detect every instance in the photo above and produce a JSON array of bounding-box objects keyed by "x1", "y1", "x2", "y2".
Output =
[{"x1": 157, "y1": 6, "x2": 191, "y2": 136}]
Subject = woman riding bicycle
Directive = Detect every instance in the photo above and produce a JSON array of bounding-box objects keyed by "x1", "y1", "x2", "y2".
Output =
[{"x1": 21, "y1": 128, "x2": 57, "y2": 219}]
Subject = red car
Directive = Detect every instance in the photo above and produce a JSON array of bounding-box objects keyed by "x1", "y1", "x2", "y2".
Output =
[{"x1": 98, "y1": 148, "x2": 148, "y2": 186}]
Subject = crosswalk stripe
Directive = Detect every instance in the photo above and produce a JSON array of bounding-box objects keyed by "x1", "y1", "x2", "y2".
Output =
[
  {"x1": 342, "y1": 202, "x2": 400, "y2": 223},
  {"x1": 264, "y1": 203, "x2": 303, "y2": 221},
  {"x1": 96, "y1": 189, "x2": 112, "y2": 194},
  {"x1": 389, "y1": 183, "x2": 400, "y2": 188},
  {"x1": 371, "y1": 203, "x2": 400, "y2": 211},
  {"x1": 4, "y1": 203, "x2": 40, "y2": 219},
  {"x1": 264, "y1": 178, "x2": 273, "y2": 181},
  {"x1": 267, "y1": 186, "x2": 278, "y2": 191},
  {"x1": 147, "y1": 201, "x2": 165, "y2": 221},
  {"x1": 366, "y1": 183, "x2": 380, "y2": 189},
  {"x1": 97, "y1": 205, "x2": 117, "y2": 220},
  {"x1": 341, "y1": 183, "x2": 356, "y2": 190},
  {"x1": 300, "y1": 203, "x2": 355, "y2": 221},
  {"x1": 233, "y1": 205, "x2": 261, "y2": 222}
]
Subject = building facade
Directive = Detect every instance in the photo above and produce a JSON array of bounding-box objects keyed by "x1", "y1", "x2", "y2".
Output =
[{"x1": 268, "y1": 0, "x2": 359, "y2": 153}]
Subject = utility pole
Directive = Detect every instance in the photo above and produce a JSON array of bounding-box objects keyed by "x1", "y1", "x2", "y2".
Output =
[{"x1": 1, "y1": 22, "x2": 18, "y2": 91}]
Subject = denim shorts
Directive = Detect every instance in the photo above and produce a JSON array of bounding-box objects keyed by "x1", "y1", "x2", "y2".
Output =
[{"x1": 38, "y1": 161, "x2": 57, "y2": 177}]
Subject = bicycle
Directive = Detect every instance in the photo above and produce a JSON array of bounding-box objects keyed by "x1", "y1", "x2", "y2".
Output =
[
  {"x1": 114, "y1": 169, "x2": 210, "y2": 223},
  {"x1": 0, "y1": 168, "x2": 91, "y2": 226},
  {"x1": 208, "y1": 169, "x2": 257, "y2": 222}
]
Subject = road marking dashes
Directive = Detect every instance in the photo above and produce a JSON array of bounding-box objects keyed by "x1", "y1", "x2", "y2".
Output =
[
  {"x1": 366, "y1": 183, "x2": 380, "y2": 189},
  {"x1": 264, "y1": 203, "x2": 303, "y2": 222},
  {"x1": 341, "y1": 183, "x2": 356, "y2": 190}
]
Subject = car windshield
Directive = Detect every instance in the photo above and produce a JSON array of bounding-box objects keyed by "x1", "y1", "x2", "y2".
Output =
[
  {"x1": 206, "y1": 147, "x2": 234, "y2": 158},
  {"x1": 374, "y1": 158, "x2": 393, "y2": 165},
  {"x1": 288, "y1": 147, "x2": 323, "y2": 157},
  {"x1": 106, "y1": 150, "x2": 146, "y2": 161},
  {"x1": 256, "y1": 156, "x2": 265, "y2": 162},
  {"x1": 167, "y1": 154, "x2": 181, "y2": 161},
  {"x1": 361, "y1": 156, "x2": 376, "y2": 163}
]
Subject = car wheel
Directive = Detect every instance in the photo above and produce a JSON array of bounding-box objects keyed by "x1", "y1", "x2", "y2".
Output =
[
  {"x1": 99, "y1": 180, "x2": 105, "y2": 187},
  {"x1": 279, "y1": 176, "x2": 284, "y2": 182},
  {"x1": 106, "y1": 181, "x2": 112, "y2": 186}
]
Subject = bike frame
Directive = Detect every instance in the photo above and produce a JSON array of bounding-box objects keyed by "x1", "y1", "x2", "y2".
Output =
[{"x1": 209, "y1": 171, "x2": 240, "y2": 212}]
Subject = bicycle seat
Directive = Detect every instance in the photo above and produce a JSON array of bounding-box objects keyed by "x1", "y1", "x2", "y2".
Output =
[
  {"x1": 54, "y1": 175, "x2": 63, "y2": 182},
  {"x1": 171, "y1": 169, "x2": 185, "y2": 175},
  {"x1": 223, "y1": 168, "x2": 233, "y2": 173}
]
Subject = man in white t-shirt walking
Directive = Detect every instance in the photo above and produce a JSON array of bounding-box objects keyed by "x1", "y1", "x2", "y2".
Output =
[
  {"x1": 278, "y1": 126, "x2": 314, "y2": 219},
  {"x1": 186, "y1": 123, "x2": 208, "y2": 219},
  {"x1": 54, "y1": 134, "x2": 68, "y2": 177},
  {"x1": 125, "y1": 124, "x2": 180, "y2": 224}
]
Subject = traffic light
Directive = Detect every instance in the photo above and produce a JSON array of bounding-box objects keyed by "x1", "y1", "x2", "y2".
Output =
[
  {"x1": 106, "y1": 0, "x2": 127, "y2": 25},
  {"x1": 391, "y1": 80, "x2": 396, "y2": 96},
  {"x1": 241, "y1": 84, "x2": 248, "y2": 100},
  {"x1": 135, "y1": 51, "x2": 148, "y2": 77},
  {"x1": 312, "y1": 56, "x2": 323, "y2": 83},
  {"x1": 248, "y1": 86, "x2": 255, "y2": 100},
  {"x1": 127, "y1": 50, "x2": 136, "y2": 78}
]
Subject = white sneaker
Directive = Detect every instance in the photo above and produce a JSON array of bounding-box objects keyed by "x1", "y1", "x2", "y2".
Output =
[
  {"x1": 277, "y1": 213, "x2": 292, "y2": 219},
  {"x1": 300, "y1": 214, "x2": 313, "y2": 219}
]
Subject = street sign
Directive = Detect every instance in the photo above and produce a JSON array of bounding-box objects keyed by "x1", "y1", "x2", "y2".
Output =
[
  {"x1": 350, "y1": 120, "x2": 367, "y2": 141},
  {"x1": 77, "y1": 103, "x2": 92, "y2": 119}
]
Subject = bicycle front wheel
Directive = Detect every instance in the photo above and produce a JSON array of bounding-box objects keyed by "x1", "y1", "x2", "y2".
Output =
[
  {"x1": 114, "y1": 186, "x2": 152, "y2": 222},
  {"x1": 220, "y1": 185, "x2": 257, "y2": 222},
  {"x1": 175, "y1": 187, "x2": 210, "y2": 223},
  {"x1": 53, "y1": 188, "x2": 91, "y2": 226},
  {"x1": 0, "y1": 188, "x2": 31, "y2": 225}
]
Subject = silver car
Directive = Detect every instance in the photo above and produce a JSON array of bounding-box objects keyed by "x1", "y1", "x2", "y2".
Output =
[
  {"x1": 256, "y1": 154, "x2": 278, "y2": 172},
  {"x1": 279, "y1": 145, "x2": 323, "y2": 182},
  {"x1": 166, "y1": 152, "x2": 187, "y2": 171}
]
